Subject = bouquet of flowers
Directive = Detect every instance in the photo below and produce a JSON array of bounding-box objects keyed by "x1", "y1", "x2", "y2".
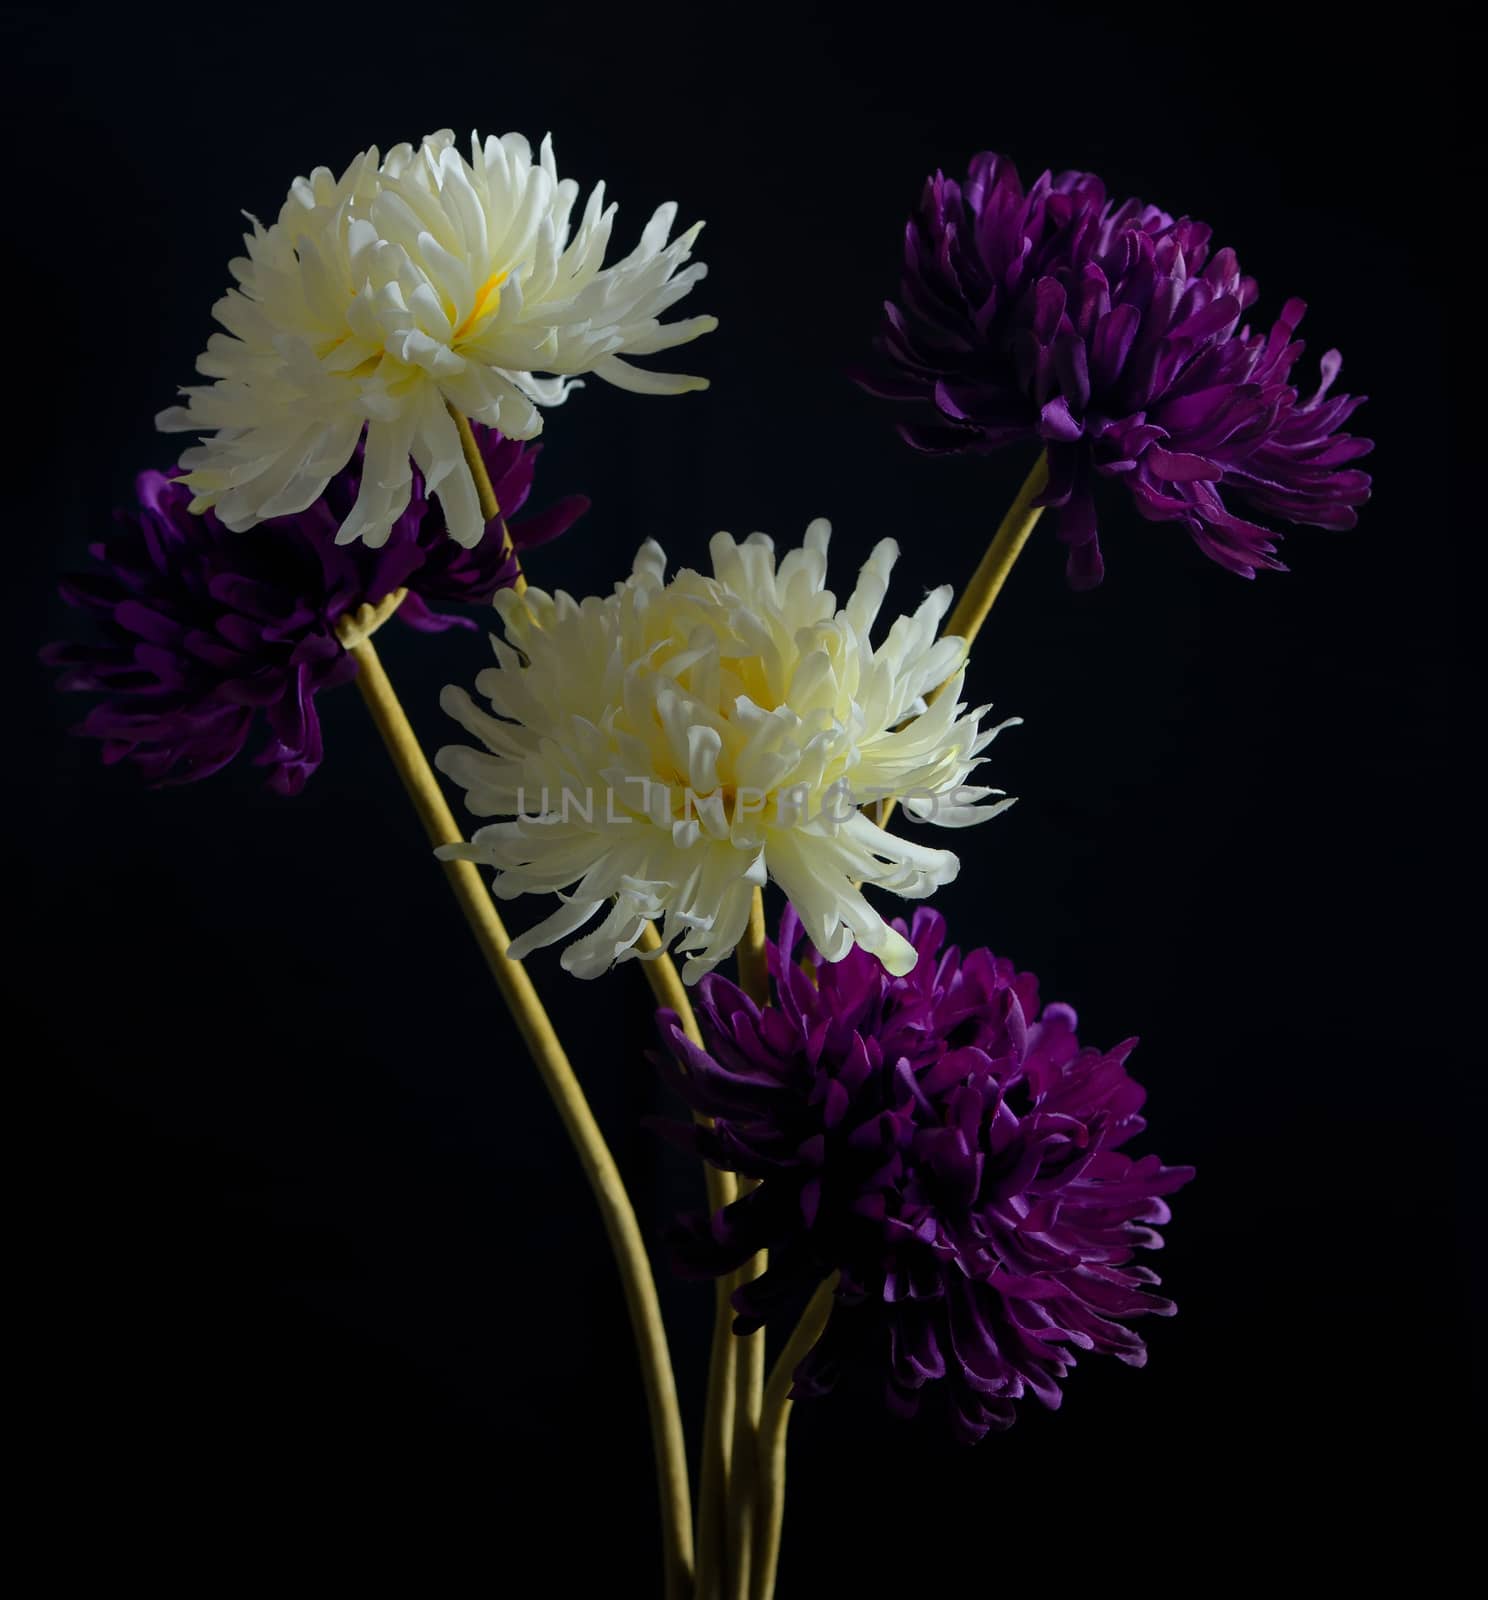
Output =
[{"x1": 47, "y1": 129, "x2": 1370, "y2": 1598}]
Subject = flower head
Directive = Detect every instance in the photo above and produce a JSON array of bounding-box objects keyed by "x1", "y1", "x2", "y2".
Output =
[
  {"x1": 438, "y1": 524, "x2": 1016, "y2": 981},
  {"x1": 655, "y1": 904, "x2": 1193, "y2": 1441},
  {"x1": 861, "y1": 153, "x2": 1371, "y2": 584},
  {"x1": 45, "y1": 425, "x2": 586, "y2": 794},
  {"x1": 159, "y1": 129, "x2": 713, "y2": 548}
]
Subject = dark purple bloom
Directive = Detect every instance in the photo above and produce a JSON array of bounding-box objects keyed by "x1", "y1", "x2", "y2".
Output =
[
  {"x1": 860, "y1": 153, "x2": 1372, "y2": 585},
  {"x1": 655, "y1": 904, "x2": 1192, "y2": 1442},
  {"x1": 45, "y1": 426, "x2": 587, "y2": 794}
]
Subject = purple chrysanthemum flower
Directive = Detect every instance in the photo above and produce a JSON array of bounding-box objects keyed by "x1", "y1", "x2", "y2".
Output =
[
  {"x1": 655, "y1": 904, "x2": 1192, "y2": 1442},
  {"x1": 45, "y1": 426, "x2": 587, "y2": 794},
  {"x1": 859, "y1": 153, "x2": 1372, "y2": 585}
]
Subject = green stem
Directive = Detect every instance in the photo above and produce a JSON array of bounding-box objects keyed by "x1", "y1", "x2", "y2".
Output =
[{"x1": 750, "y1": 1277, "x2": 838, "y2": 1600}]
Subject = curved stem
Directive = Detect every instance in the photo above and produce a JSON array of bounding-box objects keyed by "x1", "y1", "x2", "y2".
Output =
[
  {"x1": 634, "y1": 923, "x2": 736, "y2": 1228},
  {"x1": 450, "y1": 402, "x2": 525, "y2": 596},
  {"x1": 751, "y1": 1276, "x2": 838, "y2": 1600},
  {"x1": 347, "y1": 631, "x2": 692, "y2": 1598},
  {"x1": 877, "y1": 451, "x2": 1049, "y2": 831},
  {"x1": 457, "y1": 399, "x2": 711, "y2": 1590},
  {"x1": 637, "y1": 921, "x2": 737, "y2": 1598}
]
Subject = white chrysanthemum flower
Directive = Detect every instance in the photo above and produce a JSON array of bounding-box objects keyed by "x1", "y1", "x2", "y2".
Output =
[
  {"x1": 436, "y1": 523, "x2": 1018, "y2": 982},
  {"x1": 158, "y1": 129, "x2": 715, "y2": 549}
]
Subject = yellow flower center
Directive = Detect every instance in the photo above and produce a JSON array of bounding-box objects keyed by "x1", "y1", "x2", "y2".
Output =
[{"x1": 452, "y1": 271, "x2": 507, "y2": 343}]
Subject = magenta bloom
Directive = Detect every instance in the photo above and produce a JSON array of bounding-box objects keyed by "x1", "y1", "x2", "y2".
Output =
[
  {"x1": 655, "y1": 904, "x2": 1192, "y2": 1442},
  {"x1": 45, "y1": 426, "x2": 586, "y2": 794},
  {"x1": 860, "y1": 153, "x2": 1372, "y2": 585}
]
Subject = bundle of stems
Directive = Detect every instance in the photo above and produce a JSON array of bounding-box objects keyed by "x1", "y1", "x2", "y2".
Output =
[{"x1": 341, "y1": 407, "x2": 1046, "y2": 1598}]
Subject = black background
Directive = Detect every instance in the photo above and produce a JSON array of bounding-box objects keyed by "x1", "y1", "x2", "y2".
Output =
[{"x1": 6, "y1": 3, "x2": 1475, "y2": 1588}]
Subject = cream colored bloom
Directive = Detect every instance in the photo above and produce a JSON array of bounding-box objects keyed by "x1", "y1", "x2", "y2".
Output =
[
  {"x1": 158, "y1": 130, "x2": 714, "y2": 549},
  {"x1": 436, "y1": 523, "x2": 1018, "y2": 982}
]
